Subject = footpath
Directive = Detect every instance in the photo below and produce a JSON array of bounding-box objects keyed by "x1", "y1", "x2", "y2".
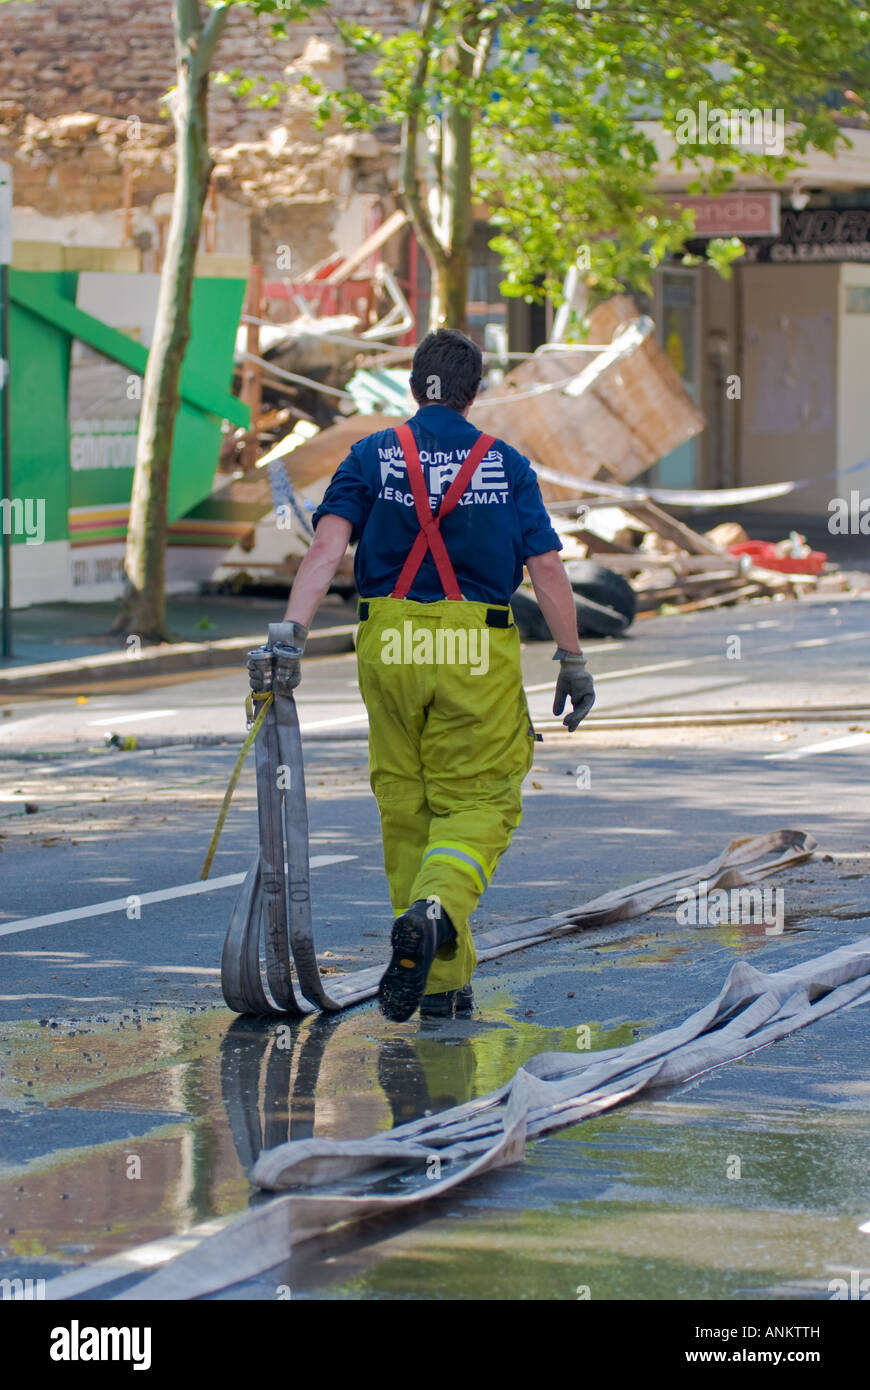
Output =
[{"x1": 0, "y1": 592, "x2": 357, "y2": 696}]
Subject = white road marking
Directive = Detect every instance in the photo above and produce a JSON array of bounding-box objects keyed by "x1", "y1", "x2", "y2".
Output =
[
  {"x1": 142, "y1": 965, "x2": 222, "y2": 975},
  {"x1": 524, "y1": 630, "x2": 867, "y2": 695},
  {"x1": 525, "y1": 657, "x2": 697, "y2": 694},
  {"x1": 86, "y1": 709, "x2": 177, "y2": 727},
  {"x1": 300, "y1": 713, "x2": 370, "y2": 731},
  {"x1": 0, "y1": 853, "x2": 357, "y2": 938},
  {"x1": 0, "y1": 993, "x2": 120, "y2": 1002},
  {"x1": 0, "y1": 950, "x2": 87, "y2": 957},
  {"x1": 765, "y1": 732, "x2": 870, "y2": 761},
  {"x1": 4, "y1": 628, "x2": 865, "y2": 765}
]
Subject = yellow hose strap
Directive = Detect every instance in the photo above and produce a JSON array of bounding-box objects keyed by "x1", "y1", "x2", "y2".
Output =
[{"x1": 200, "y1": 692, "x2": 273, "y2": 881}]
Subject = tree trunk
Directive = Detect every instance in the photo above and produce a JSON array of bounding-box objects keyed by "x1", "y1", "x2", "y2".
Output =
[
  {"x1": 400, "y1": 6, "x2": 476, "y2": 337},
  {"x1": 117, "y1": 1, "x2": 227, "y2": 641},
  {"x1": 429, "y1": 249, "x2": 470, "y2": 331},
  {"x1": 431, "y1": 37, "x2": 473, "y2": 332}
]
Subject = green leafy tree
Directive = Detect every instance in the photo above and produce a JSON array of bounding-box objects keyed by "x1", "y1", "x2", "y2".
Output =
[
  {"x1": 118, "y1": 0, "x2": 230, "y2": 641},
  {"x1": 119, "y1": 0, "x2": 323, "y2": 641},
  {"x1": 326, "y1": 0, "x2": 869, "y2": 331}
]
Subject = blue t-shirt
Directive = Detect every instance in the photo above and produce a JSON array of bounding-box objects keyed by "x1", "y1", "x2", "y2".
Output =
[{"x1": 311, "y1": 403, "x2": 561, "y2": 605}]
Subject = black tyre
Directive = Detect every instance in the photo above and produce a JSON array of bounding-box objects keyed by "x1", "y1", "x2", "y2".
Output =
[
  {"x1": 572, "y1": 591, "x2": 630, "y2": 638},
  {"x1": 510, "y1": 562, "x2": 636, "y2": 641},
  {"x1": 563, "y1": 560, "x2": 637, "y2": 624}
]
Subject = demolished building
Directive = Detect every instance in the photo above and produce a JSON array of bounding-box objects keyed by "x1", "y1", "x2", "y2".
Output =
[{"x1": 2, "y1": 0, "x2": 869, "y2": 610}]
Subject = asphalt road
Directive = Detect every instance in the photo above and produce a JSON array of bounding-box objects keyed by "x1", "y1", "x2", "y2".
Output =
[{"x1": 0, "y1": 591, "x2": 868, "y2": 1300}]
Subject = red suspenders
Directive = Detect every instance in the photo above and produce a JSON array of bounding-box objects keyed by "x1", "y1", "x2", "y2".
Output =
[{"x1": 390, "y1": 423, "x2": 496, "y2": 601}]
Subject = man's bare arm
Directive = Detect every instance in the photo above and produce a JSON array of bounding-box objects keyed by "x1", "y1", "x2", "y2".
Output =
[
  {"x1": 283, "y1": 515, "x2": 353, "y2": 627},
  {"x1": 525, "y1": 551, "x2": 582, "y2": 654}
]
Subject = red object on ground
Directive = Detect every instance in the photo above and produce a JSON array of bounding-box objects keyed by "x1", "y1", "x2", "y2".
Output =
[{"x1": 728, "y1": 541, "x2": 827, "y2": 575}]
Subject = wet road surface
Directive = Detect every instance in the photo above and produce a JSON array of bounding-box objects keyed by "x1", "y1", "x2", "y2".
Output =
[{"x1": 0, "y1": 594, "x2": 868, "y2": 1299}]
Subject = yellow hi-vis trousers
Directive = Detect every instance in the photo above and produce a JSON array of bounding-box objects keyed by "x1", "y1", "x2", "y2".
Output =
[{"x1": 356, "y1": 596, "x2": 535, "y2": 994}]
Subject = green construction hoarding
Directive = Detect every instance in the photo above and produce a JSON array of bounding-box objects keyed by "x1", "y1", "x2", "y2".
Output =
[{"x1": 6, "y1": 261, "x2": 249, "y2": 604}]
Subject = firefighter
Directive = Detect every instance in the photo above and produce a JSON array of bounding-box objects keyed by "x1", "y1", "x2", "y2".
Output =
[{"x1": 266, "y1": 329, "x2": 594, "y2": 1021}]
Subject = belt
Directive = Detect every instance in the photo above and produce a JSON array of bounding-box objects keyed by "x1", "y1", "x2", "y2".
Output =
[{"x1": 358, "y1": 599, "x2": 512, "y2": 629}]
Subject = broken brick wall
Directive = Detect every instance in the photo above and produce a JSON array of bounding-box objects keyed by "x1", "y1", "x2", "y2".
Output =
[
  {"x1": 0, "y1": 0, "x2": 415, "y2": 269},
  {"x1": 0, "y1": 0, "x2": 415, "y2": 142}
]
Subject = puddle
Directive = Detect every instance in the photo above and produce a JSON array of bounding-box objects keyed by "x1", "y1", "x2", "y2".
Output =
[
  {"x1": 592, "y1": 924, "x2": 805, "y2": 969},
  {"x1": 2, "y1": 920, "x2": 867, "y2": 1296},
  {"x1": 242, "y1": 1011, "x2": 870, "y2": 1301},
  {"x1": 0, "y1": 997, "x2": 611, "y2": 1269}
]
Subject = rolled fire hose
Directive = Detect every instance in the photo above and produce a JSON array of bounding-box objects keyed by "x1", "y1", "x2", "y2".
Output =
[{"x1": 220, "y1": 645, "x2": 340, "y2": 1017}]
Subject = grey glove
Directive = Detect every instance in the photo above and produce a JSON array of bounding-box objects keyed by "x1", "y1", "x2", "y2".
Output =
[
  {"x1": 267, "y1": 622, "x2": 308, "y2": 653},
  {"x1": 552, "y1": 648, "x2": 595, "y2": 731},
  {"x1": 247, "y1": 621, "x2": 308, "y2": 695}
]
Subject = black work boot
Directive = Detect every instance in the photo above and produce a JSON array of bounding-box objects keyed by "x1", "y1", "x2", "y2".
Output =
[
  {"x1": 378, "y1": 899, "x2": 456, "y2": 1023},
  {"x1": 420, "y1": 985, "x2": 475, "y2": 1020}
]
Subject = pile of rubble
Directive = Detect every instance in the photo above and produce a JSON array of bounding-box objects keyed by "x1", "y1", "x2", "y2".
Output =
[
  {"x1": 213, "y1": 278, "x2": 868, "y2": 627},
  {"x1": 551, "y1": 512, "x2": 854, "y2": 627},
  {"x1": 0, "y1": 37, "x2": 395, "y2": 267}
]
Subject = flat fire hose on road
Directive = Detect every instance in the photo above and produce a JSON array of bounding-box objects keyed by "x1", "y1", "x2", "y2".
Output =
[
  {"x1": 101, "y1": 892, "x2": 868, "y2": 1302},
  {"x1": 211, "y1": 654, "x2": 819, "y2": 1026},
  {"x1": 207, "y1": 640, "x2": 824, "y2": 1021},
  {"x1": 217, "y1": 649, "x2": 340, "y2": 1017},
  {"x1": 41, "y1": 829, "x2": 837, "y2": 1301}
]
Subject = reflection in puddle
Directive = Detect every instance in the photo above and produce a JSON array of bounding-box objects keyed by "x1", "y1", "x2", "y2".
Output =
[
  {"x1": 0, "y1": 996, "x2": 609, "y2": 1269},
  {"x1": 1, "y1": 965, "x2": 866, "y2": 1299},
  {"x1": 273, "y1": 1053, "x2": 870, "y2": 1301},
  {"x1": 593, "y1": 923, "x2": 802, "y2": 969}
]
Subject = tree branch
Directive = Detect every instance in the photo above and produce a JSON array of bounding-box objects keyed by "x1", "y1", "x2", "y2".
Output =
[
  {"x1": 400, "y1": 0, "x2": 448, "y2": 270},
  {"x1": 198, "y1": 1, "x2": 230, "y2": 76},
  {"x1": 601, "y1": 2, "x2": 862, "y2": 90},
  {"x1": 472, "y1": 21, "x2": 497, "y2": 81},
  {"x1": 443, "y1": 28, "x2": 474, "y2": 266},
  {"x1": 172, "y1": 0, "x2": 205, "y2": 58}
]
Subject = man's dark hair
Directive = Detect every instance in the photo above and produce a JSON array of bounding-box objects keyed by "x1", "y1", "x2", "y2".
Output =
[{"x1": 410, "y1": 328, "x2": 483, "y2": 411}]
